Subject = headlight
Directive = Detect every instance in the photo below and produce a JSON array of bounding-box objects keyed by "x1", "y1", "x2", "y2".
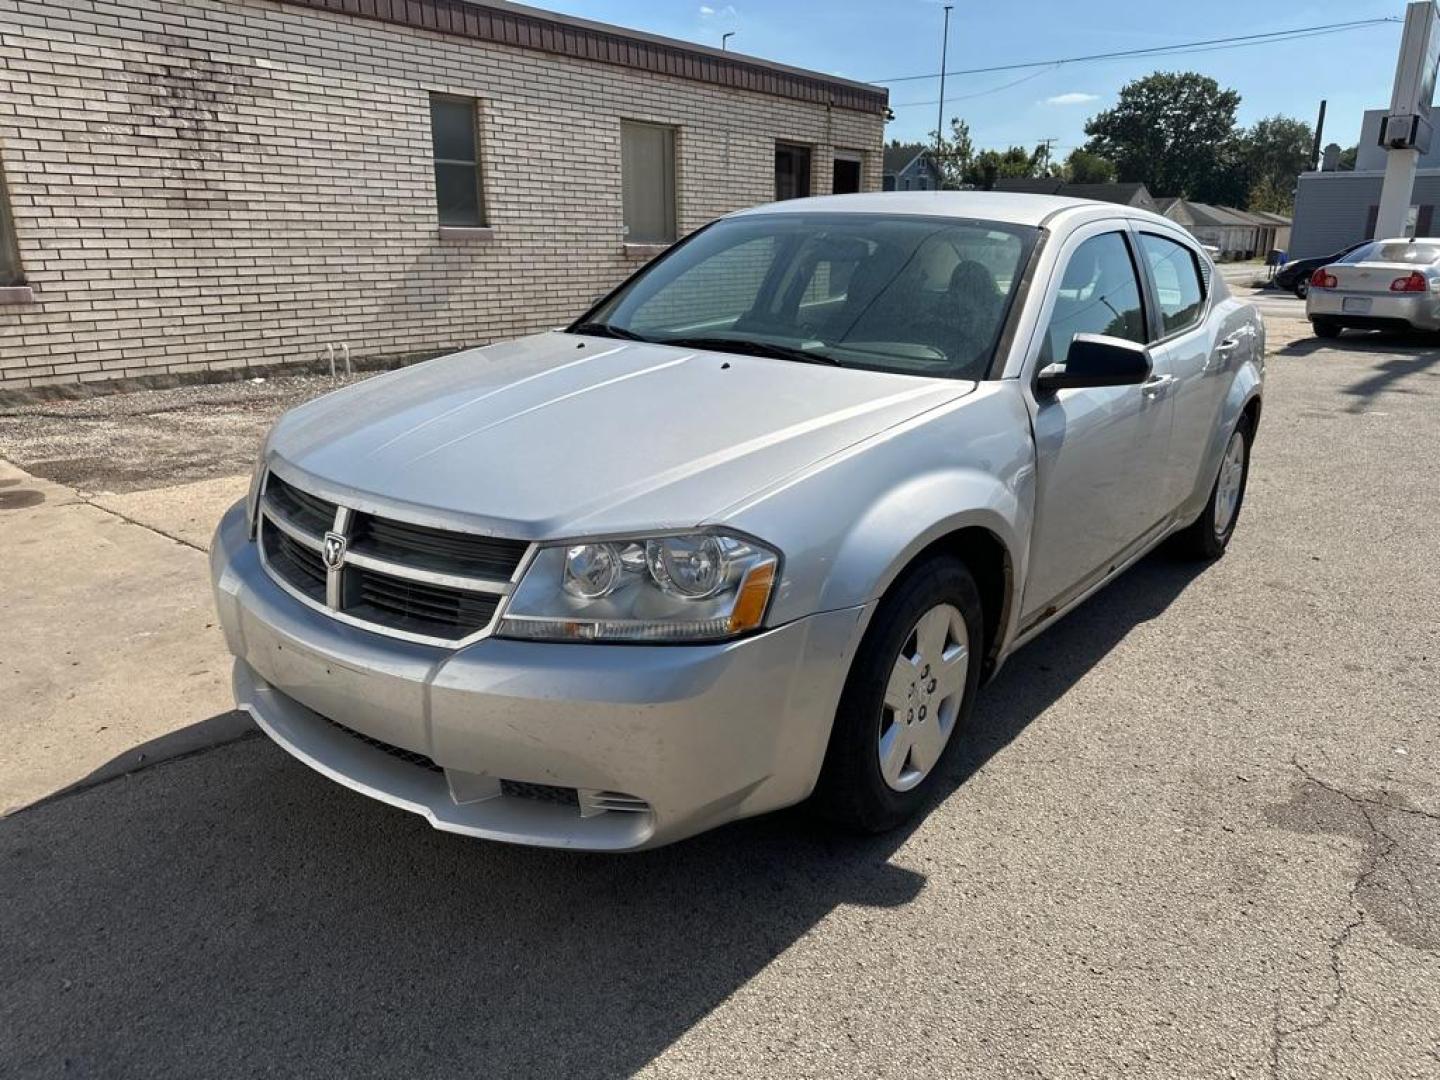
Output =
[{"x1": 498, "y1": 531, "x2": 780, "y2": 643}]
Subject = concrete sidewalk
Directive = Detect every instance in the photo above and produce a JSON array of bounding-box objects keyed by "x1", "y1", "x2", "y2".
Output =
[{"x1": 0, "y1": 459, "x2": 247, "y2": 813}]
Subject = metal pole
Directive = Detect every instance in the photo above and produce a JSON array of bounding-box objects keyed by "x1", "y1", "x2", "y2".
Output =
[
  {"x1": 936, "y1": 5, "x2": 953, "y2": 149},
  {"x1": 721, "y1": 31, "x2": 734, "y2": 51},
  {"x1": 1311, "y1": 99, "x2": 1327, "y2": 171}
]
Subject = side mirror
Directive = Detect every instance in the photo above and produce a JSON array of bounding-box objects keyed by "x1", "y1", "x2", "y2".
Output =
[{"x1": 1036, "y1": 334, "x2": 1152, "y2": 394}]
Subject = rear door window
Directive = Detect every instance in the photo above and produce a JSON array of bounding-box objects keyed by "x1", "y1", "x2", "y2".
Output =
[{"x1": 1138, "y1": 233, "x2": 1206, "y2": 338}]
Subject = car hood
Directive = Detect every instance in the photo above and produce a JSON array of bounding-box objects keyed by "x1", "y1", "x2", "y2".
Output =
[{"x1": 267, "y1": 332, "x2": 974, "y2": 538}]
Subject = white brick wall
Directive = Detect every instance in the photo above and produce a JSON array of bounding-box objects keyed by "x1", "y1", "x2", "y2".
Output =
[{"x1": 0, "y1": 0, "x2": 884, "y2": 392}]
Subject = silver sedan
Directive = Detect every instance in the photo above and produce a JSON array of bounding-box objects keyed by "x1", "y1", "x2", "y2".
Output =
[
  {"x1": 1306, "y1": 236, "x2": 1440, "y2": 337},
  {"x1": 210, "y1": 192, "x2": 1264, "y2": 850}
]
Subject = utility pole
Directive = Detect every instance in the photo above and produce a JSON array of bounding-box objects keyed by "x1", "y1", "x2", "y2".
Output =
[
  {"x1": 721, "y1": 31, "x2": 735, "y2": 51},
  {"x1": 1310, "y1": 100, "x2": 1327, "y2": 171},
  {"x1": 1038, "y1": 137, "x2": 1057, "y2": 173},
  {"x1": 936, "y1": 5, "x2": 953, "y2": 150}
]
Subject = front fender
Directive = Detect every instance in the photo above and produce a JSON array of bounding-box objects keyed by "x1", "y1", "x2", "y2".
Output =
[
  {"x1": 720, "y1": 382, "x2": 1036, "y2": 647},
  {"x1": 818, "y1": 469, "x2": 1027, "y2": 617}
]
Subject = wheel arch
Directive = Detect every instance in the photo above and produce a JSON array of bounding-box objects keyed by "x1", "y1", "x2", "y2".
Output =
[{"x1": 894, "y1": 525, "x2": 1015, "y2": 682}]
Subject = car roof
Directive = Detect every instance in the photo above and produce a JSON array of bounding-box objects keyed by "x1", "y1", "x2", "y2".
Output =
[{"x1": 726, "y1": 191, "x2": 1179, "y2": 230}]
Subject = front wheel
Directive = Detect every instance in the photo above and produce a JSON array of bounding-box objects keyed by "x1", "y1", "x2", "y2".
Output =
[
  {"x1": 1172, "y1": 419, "x2": 1252, "y2": 560},
  {"x1": 813, "y1": 556, "x2": 984, "y2": 833},
  {"x1": 1293, "y1": 281, "x2": 1308, "y2": 299},
  {"x1": 1312, "y1": 317, "x2": 1343, "y2": 339}
]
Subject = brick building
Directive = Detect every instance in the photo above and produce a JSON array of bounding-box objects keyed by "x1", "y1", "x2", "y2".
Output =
[{"x1": 0, "y1": 0, "x2": 887, "y2": 394}]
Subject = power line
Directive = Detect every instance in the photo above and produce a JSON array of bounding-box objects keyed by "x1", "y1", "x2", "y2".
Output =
[
  {"x1": 886, "y1": 20, "x2": 1397, "y2": 109},
  {"x1": 870, "y1": 16, "x2": 1399, "y2": 85}
]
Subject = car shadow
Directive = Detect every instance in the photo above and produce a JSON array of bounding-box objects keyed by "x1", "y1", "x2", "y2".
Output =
[
  {"x1": 2, "y1": 555, "x2": 1205, "y2": 1079},
  {"x1": 1274, "y1": 331, "x2": 1440, "y2": 412}
]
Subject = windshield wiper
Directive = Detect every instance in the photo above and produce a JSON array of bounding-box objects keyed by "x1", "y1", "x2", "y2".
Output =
[
  {"x1": 657, "y1": 336, "x2": 842, "y2": 367},
  {"x1": 570, "y1": 321, "x2": 650, "y2": 342}
]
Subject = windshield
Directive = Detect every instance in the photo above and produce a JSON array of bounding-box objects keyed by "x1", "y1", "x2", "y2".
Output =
[
  {"x1": 1341, "y1": 241, "x2": 1440, "y2": 265},
  {"x1": 574, "y1": 213, "x2": 1040, "y2": 379}
]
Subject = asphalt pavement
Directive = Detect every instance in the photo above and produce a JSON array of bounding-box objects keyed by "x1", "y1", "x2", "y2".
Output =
[{"x1": 2, "y1": 320, "x2": 1437, "y2": 1079}]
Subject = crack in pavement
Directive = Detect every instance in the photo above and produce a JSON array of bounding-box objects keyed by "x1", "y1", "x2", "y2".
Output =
[
  {"x1": 73, "y1": 495, "x2": 208, "y2": 553},
  {"x1": 1266, "y1": 758, "x2": 1425, "y2": 1077}
]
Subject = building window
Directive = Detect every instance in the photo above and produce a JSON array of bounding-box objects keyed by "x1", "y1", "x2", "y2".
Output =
[
  {"x1": 0, "y1": 158, "x2": 21, "y2": 286},
  {"x1": 430, "y1": 95, "x2": 486, "y2": 227},
  {"x1": 832, "y1": 152, "x2": 862, "y2": 194},
  {"x1": 775, "y1": 143, "x2": 811, "y2": 200},
  {"x1": 621, "y1": 121, "x2": 677, "y2": 245}
]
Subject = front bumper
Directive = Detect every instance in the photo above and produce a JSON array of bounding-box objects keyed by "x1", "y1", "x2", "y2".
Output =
[
  {"x1": 1307, "y1": 289, "x2": 1440, "y2": 330},
  {"x1": 210, "y1": 502, "x2": 866, "y2": 850}
]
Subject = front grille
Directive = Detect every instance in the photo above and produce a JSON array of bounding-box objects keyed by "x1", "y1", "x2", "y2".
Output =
[
  {"x1": 321, "y1": 716, "x2": 443, "y2": 774},
  {"x1": 265, "y1": 473, "x2": 338, "y2": 535},
  {"x1": 501, "y1": 779, "x2": 580, "y2": 807},
  {"x1": 257, "y1": 471, "x2": 528, "y2": 644},
  {"x1": 260, "y1": 518, "x2": 327, "y2": 601},
  {"x1": 350, "y1": 513, "x2": 528, "y2": 579},
  {"x1": 349, "y1": 567, "x2": 500, "y2": 641}
]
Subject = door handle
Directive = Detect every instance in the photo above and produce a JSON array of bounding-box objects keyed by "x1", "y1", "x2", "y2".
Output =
[
  {"x1": 1216, "y1": 337, "x2": 1240, "y2": 352},
  {"x1": 1141, "y1": 373, "x2": 1176, "y2": 397}
]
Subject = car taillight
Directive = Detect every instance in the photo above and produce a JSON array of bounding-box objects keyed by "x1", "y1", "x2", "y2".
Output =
[
  {"x1": 1390, "y1": 271, "x2": 1428, "y2": 292},
  {"x1": 1309, "y1": 268, "x2": 1338, "y2": 289}
]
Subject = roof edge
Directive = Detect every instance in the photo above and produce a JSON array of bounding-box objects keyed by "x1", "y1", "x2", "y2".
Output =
[{"x1": 275, "y1": 0, "x2": 889, "y2": 114}]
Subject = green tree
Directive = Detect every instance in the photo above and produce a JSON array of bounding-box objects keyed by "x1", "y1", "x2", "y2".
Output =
[
  {"x1": 1240, "y1": 115, "x2": 1312, "y2": 212},
  {"x1": 1063, "y1": 148, "x2": 1116, "y2": 184},
  {"x1": 965, "y1": 145, "x2": 1047, "y2": 190},
  {"x1": 1083, "y1": 71, "x2": 1241, "y2": 200},
  {"x1": 927, "y1": 118, "x2": 975, "y2": 189}
]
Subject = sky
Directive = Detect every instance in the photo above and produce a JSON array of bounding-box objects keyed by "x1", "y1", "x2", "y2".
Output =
[{"x1": 534, "y1": 0, "x2": 1413, "y2": 158}]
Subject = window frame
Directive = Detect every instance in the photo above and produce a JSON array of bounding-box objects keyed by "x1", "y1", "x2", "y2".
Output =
[
  {"x1": 1131, "y1": 226, "x2": 1211, "y2": 344},
  {"x1": 774, "y1": 141, "x2": 813, "y2": 201},
  {"x1": 428, "y1": 93, "x2": 488, "y2": 229},
  {"x1": 620, "y1": 119, "x2": 678, "y2": 246},
  {"x1": 1027, "y1": 225, "x2": 1153, "y2": 379},
  {"x1": 0, "y1": 155, "x2": 23, "y2": 287}
]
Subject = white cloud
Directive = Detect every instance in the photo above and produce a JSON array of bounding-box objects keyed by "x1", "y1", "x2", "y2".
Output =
[
  {"x1": 1044, "y1": 92, "x2": 1100, "y2": 106},
  {"x1": 699, "y1": 4, "x2": 737, "y2": 17}
]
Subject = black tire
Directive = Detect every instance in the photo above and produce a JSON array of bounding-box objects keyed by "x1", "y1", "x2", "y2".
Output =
[
  {"x1": 1172, "y1": 417, "x2": 1253, "y2": 561},
  {"x1": 1312, "y1": 317, "x2": 1343, "y2": 339},
  {"x1": 812, "y1": 555, "x2": 985, "y2": 833},
  {"x1": 1293, "y1": 281, "x2": 1308, "y2": 300}
]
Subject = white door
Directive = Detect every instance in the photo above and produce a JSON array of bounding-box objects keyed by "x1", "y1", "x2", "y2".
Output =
[{"x1": 1022, "y1": 226, "x2": 1176, "y2": 622}]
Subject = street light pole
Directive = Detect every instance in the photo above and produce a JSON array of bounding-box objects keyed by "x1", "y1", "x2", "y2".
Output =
[
  {"x1": 936, "y1": 5, "x2": 953, "y2": 150},
  {"x1": 721, "y1": 31, "x2": 735, "y2": 51}
]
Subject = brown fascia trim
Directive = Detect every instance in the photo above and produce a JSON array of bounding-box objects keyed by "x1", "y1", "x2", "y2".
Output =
[{"x1": 280, "y1": 0, "x2": 889, "y2": 115}]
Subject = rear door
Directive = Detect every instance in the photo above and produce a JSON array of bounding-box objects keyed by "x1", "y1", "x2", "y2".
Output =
[
  {"x1": 1133, "y1": 229, "x2": 1228, "y2": 514},
  {"x1": 1021, "y1": 223, "x2": 1176, "y2": 623}
]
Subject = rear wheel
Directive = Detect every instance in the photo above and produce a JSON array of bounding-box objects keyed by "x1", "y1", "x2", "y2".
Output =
[
  {"x1": 814, "y1": 556, "x2": 984, "y2": 833},
  {"x1": 1293, "y1": 281, "x2": 1308, "y2": 299},
  {"x1": 1312, "y1": 317, "x2": 1343, "y2": 339},
  {"x1": 1173, "y1": 419, "x2": 1252, "y2": 560}
]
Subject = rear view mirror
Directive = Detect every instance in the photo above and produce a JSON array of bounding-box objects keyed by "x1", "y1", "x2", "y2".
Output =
[{"x1": 1036, "y1": 334, "x2": 1152, "y2": 394}]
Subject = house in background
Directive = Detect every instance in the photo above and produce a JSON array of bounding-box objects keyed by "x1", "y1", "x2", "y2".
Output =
[
  {"x1": 990, "y1": 178, "x2": 1158, "y2": 212},
  {"x1": 1290, "y1": 107, "x2": 1439, "y2": 258},
  {"x1": 1158, "y1": 200, "x2": 1290, "y2": 259},
  {"x1": 0, "y1": 0, "x2": 887, "y2": 395},
  {"x1": 882, "y1": 145, "x2": 944, "y2": 191}
]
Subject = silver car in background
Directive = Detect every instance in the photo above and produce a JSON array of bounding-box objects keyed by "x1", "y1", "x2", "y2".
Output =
[
  {"x1": 210, "y1": 192, "x2": 1264, "y2": 850},
  {"x1": 1306, "y1": 236, "x2": 1440, "y2": 338}
]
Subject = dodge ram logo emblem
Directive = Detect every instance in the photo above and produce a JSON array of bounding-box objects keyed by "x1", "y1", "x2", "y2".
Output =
[{"x1": 321, "y1": 531, "x2": 347, "y2": 571}]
